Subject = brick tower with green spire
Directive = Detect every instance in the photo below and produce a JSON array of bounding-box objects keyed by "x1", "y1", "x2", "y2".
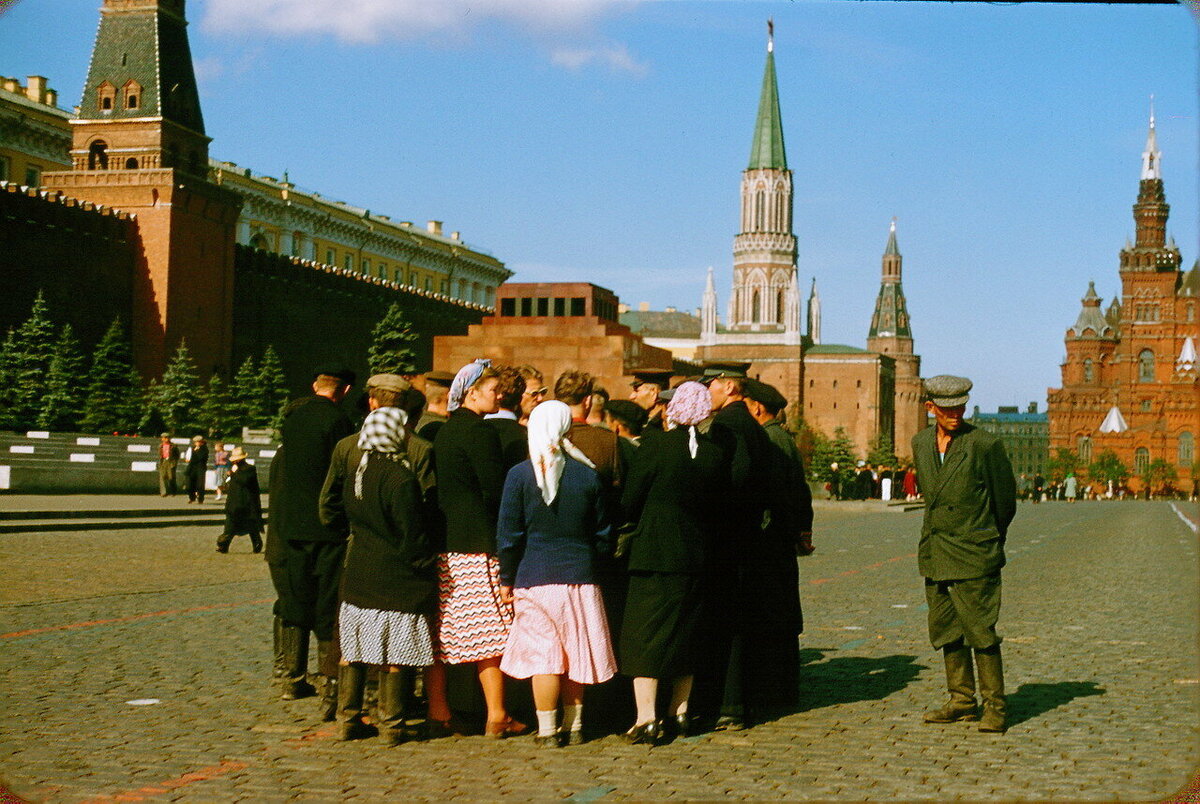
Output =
[{"x1": 44, "y1": 0, "x2": 242, "y2": 380}]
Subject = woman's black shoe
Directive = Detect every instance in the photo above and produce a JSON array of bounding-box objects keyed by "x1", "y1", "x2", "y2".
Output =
[
  {"x1": 533, "y1": 731, "x2": 562, "y2": 748},
  {"x1": 623, "y1": 721, "x2": 663, "y2": 746},
  {"x1": 666, "y1": 713, "x2": 690, "y2": 739}
]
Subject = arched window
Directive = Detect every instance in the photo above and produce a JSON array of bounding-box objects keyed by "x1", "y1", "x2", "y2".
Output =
[
  {"x1": 751, "y1": 289, "x2": 761, "y2": 322},
  {"x1": 124, "y1": 157, "x2": 138, "y2": 170},
  {"x1": 1138, "y1": 349, "x2": 1155, "y2": 382},
  {"x1": 754, "y1": 189, "x2": 765, "y2": 230},
  {"x1": 87, "y1": 140, "x2": 109, "y2": 170},
  {"x1": 1134, "y1": 447, "x2": 1150, "y2": 475},
  {"x1": 1077, "y1": 435, "x2": 1092, "y2": 463},
  {"x1": 97, "y1": 81, "x2": 115, "y2": 111},
  {"x1": 123, "y1": 80, "x2": 141, "y2": 110},
  {"x1": 1083, "y1": 358, "x2": 1094, "y2": 383},
  {"x1": 776, "y1": 289, "x2": 785, "y2": 324},
  {"x1": 1180, "y1": 433, "x2": 1195, "y2": 467}
]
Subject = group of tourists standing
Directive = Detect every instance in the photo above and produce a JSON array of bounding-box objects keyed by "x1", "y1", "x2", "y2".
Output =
[{"x1": 259, "y1": 360, "x2": 1017, "y2": 747}]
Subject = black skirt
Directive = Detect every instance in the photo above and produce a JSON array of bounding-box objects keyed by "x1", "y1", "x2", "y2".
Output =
[{"x1": 618, "y1": 571, "x2": 703, "y2": 679}]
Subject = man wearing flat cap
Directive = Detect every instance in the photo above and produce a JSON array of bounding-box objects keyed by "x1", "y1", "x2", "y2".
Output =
[
  {"x1": 628, "y1": 368, "x2": 672, "y2": 436},
  {"x1": 267, "y1": 365, "x2": 356, "y2": 713},
  {"x1": 416, "y1": 370, "x2": 454, "y2": 442},
  {"x1": 912, "y1": 374, "x2": 1017, "y2": 733}
]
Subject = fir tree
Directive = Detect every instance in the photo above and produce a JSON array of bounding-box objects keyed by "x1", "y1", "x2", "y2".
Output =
[
  {"x1": 810, "y1": 426, "x2": 858, "y2": 484},
  {"x1": 198, "y1": 374, "x2": 235, "y2": 438},
  {"x1": 80, "y1": 318, "x2": 142, "y2": 434},
  {"x1": 866, "y1": 431, "x2": 896, "y2": 466},
  {"x1": 0, "y1": 328, "x2": 19, "y2": 431},
  {"x1": 38, "y1": 324, "x2": 86, "y2": 431},
  {"x1": 230, "y1": 356, "x2": 261, "y2": 428},
  {"x1": 9, "y1": 291, "x2": 57, "y2": 430},
  {"x1": 256, "y1": 346, "x2": 291, "y2": 430},
  {"x1": 367, "y1": 303, "x2": 419, "y2": 375},
  {"x1": 151, "y1": 341, "x2": 203, "y2": 434}
]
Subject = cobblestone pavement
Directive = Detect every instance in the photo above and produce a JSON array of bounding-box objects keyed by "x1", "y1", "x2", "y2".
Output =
[{"x1": 0, "y1": 500, "x2": 1197, "y2": 801}]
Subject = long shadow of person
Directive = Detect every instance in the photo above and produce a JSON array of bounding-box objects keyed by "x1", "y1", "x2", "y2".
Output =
[
  {"x1": 768, "y1": 648, "x2": 926, "y2": 716},
  {"x1": 1006, "y1": 681, "x2": 1106, "y2": 728}
]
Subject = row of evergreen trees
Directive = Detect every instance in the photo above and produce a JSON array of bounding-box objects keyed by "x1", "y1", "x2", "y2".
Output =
[{"x1": 0, "y1": 292, "x2": 295, "y2": 438}]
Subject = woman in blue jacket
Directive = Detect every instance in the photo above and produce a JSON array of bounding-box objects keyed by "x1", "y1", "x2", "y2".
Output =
[{"x1": 497, "y1": 400, "x2": 617, "y2": 747}]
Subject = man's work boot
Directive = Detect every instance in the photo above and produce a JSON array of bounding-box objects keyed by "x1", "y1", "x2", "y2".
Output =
[
  {"x1": 279, "y1": 625, "x2": 317, "y2": 700},
  {"x1": 272, "y1": 616, "x2": 286, "y2": 680},
  {"x1": 317, "y1": 639, "x2": 340, "y2": 722},
  {"x1": 924, "y1": 641, "x2": 979, "y2": 723},
  {"x1": 377, "y1": 668, "x2": 415, "y2": 746},
  {"x1": 974, "y1": 645, "x2": 1007, "y2": 733},
  {"x1": 336, "y1": 663, "x2": 375, "y2": 741}
]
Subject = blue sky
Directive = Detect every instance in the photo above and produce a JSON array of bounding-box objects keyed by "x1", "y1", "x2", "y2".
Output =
[{"x1": 3, "y1": 0, "x2": 1198, "y2": 413}]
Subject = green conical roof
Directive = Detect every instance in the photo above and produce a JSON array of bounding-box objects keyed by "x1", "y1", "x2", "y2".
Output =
[{"x1": 748, "y1": 48, "x2": 787, "y2": 170}]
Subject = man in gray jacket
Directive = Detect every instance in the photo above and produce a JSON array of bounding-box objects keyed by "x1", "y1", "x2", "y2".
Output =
[{"x1": 911, "y1": 375, "x2": 1017, "y2": 733}]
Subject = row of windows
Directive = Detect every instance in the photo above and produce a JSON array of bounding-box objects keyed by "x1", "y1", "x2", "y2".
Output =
[
  {"x1": 0, "y1": 156, "x2": 41, "y2": 188},
  {"x1": 1078, "y1": 434, "x2": 1194, "y2": 467},
  {"x1": 96, "y1": 80, "x2": 140, "y2": 112},
  {"x1": 499, "y1": 297, "x2": 588, "y2": 318},
  {"x1": 809, "y1": 379, "x2": 864, "y2": 389},
  {"x1": 749, "y1": 288, "x2": 787, "y2": 324}
]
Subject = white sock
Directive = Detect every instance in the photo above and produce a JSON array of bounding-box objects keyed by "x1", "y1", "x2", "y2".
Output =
[
  {"x1": 562, "y1": 704, "x2": 583, "y2": 733},
  {"x1": 535, "y1": 709, "x2": 559, "y2": 737}
]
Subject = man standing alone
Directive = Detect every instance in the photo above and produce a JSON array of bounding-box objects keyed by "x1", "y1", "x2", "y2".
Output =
[{"x1": 912, "y1": 375, "x2": 1016, "y2": 733}]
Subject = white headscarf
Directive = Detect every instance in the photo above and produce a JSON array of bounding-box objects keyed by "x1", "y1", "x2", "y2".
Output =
[{"x1": 527, "y1": 400, "x2": 595, "y2": 506}]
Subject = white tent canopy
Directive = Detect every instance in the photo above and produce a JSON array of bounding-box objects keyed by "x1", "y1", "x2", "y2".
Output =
[{"x1": 1098, "y1": 405, "x2": 1129, "y2": 434}]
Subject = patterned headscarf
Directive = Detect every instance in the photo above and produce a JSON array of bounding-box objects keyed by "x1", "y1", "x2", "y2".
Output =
[
  {"x1": 447, "y1": 358, "x2": 492, "y2": 412},
  {"x1": 666, "y1": 380, "x2": 711, "y2": 459},
  {"x1": 527, "y1": 400, "x2": 595, "y2": 506},
  {"x1": 353, "y1": 406, "x2": 408, "y2": 499}
]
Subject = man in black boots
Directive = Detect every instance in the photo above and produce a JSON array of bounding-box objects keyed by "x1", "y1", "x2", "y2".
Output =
[{"x1": 266, "y1": 366, "x2": 356, "y2": 718}]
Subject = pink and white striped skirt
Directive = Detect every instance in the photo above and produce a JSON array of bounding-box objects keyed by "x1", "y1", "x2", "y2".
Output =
[
  {"x1": 435, "y1": 552, "x2": 513, "y2": 664},
  {"x1": 499, "y1": 584, "x2": 617, "y2": 685}
]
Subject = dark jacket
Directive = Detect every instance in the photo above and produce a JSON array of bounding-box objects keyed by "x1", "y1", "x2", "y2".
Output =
[
  {"x1": 763, "y1": 420, "x2": 814, "y2": 538},
  {"x1": 912, "y1": 423, "x2": 1017, "y2": 582},
  {"x1": 333, "y1": 452, "x2": 438, "y2": 614},
  {"x1": 433, "y1": 407, "x2": 507, "y2": 554},
  {"x1": 620, "y1": 426, "x2": 729, "y2": 574},
  {"x1": 496, "y1": 457, "x2": 611, "y2": 588},
  {"x1": 223, "y1": 460, "x2": 263, "y2": 535},
  {"x1": 186, "y1": 444, "x2": 209, "y2": 477},
  {"x1": 709, "y1": 400, "x2": 771, "y2": 542},
  {"x1": 487, "y1": 415, "x2": 529, "y2": 471},
  {"x1": 267, "y1": 395, "x2": 355, "y2": 556}
]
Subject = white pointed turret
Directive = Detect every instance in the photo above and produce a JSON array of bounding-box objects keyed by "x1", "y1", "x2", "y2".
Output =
[
  {"x1": 1178, "y1": 336, "x2": 1197, "y2": 372},
  {"x1": 784, "y1": 271, "x2": 801, "y2": 335},
  {"x1": 1099, "y1": 405, "x2": 1129, "y2": 434},
  {"x1": 1141, "y1": 97, "x2": 1161, "y2": 180},
  {"x1": 701, "y1": 266, "x2": 718, "y2": 338},
  {"x1": 806, "y1": 277, "x2": 822, "y2": 345}
]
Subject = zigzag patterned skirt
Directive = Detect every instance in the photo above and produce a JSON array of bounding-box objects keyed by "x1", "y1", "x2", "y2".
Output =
[{"x1": 435, "y1": 552, "x2": 514, "y2": 664}]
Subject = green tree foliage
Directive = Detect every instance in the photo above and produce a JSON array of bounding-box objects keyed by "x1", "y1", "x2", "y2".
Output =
[
  {"x1": 0, "y1": 328, "x2": 20, "y2": 431},
  {"x1": 256, "y1": 346, "x2": 291, "y2": 430},
  {"x1": 1087, "y1": 449, "x2": 1129, "y2": 486},
  {"x1": 367, "y1": 303, "x2": 419, "y2": 375},
  {"x1": 1141, "y1": 457, "x2": 1177, "y2": 495},
  {"x1": 4, "y1": 291, "x2": 57, "y2": 430},
  {"x1": 79, "y1": 318, "x2": 143, "y2": 434},
  {"x1": 866, "y1": 430, "x2": 896, "y2": 466},
  {"x1": 37, "y1": 324, "x2": 86, "y2": 431},
  {"x1": 198, "y1": 374, "x2": 235, "y2": 438},
  {"x1": 1044, "y1": 447, "x2": 1082, "y2": 483},
  {"x1": 810, "y1": 426, "x2": 858, "y2": 484},
  {"x1": 229, "y1": 356, "x2": 261, "y2": 427},
  {"x1": 147, "y1": 341, "x2": 202, "y2": 434}
]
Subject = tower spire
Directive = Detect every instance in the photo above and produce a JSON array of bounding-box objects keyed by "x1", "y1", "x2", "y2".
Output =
[
  {"x1": 1142, "y1": 95, "x2": 1161, "y2": 180},
  {"x1": 806, "y1": 277, "x2": 821, "y2": 345},
  {"x1": 869, "y1": 219, "x2": 912, "y2": 339},
  {"x1": 748, "y1": 20, "x2": 786, "y2": 170}
]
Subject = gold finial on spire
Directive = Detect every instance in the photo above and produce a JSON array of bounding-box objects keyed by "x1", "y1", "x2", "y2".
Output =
[{"x1": 768, "y1": 18, "x2": 774, "y2": 53}]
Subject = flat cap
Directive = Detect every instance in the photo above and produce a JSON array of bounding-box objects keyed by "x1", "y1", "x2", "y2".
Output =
[
  {"x1": 744, "y1": 378, "x2": 788, "y2": 413},
  {"x1": 701, "y1": 361, "x2": 751, "y2": 381},
  {"x1": 423, "y1": 370, "x2": 455, "y2": 388},
  {"x1": 313, "y1": 365, "x2": 357, "y2": 386},
  {"x1": 629, "y1": 368, "x2": 674, "y2": 388},
  {"x1": 367, "y1": 373, "x2": 411, "y2": 394},
  {"x1": 923, "y1": 375, "x2": 972, "y2": 407},
  {"x1": 604, "y1": 399, "x2": 649, "y2": 431}
]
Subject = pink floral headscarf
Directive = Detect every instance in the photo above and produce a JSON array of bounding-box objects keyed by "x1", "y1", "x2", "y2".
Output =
[{"x1": 666, "y1": 380, "x2": 711, "y2": 458}]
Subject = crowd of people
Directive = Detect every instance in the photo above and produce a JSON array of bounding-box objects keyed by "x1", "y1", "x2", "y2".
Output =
[
  {"x1": 260, "y1": 359, "x2": 815, "y2": 747},
  {"x1": 827, "y1": 460, "x2": 918, "y2": 502}
]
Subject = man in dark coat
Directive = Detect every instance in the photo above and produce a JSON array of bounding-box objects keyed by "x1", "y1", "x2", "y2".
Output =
[
  {"x1": 484, "y1": 366, "x2": 529, "y2": 471},
  {"x1": 266, "y1": 367, "x2": 356, "y2": 707},
  {"x1": 217, "y1": 446, "x2": 263, "y2": 553},
  {"x1": 912, "y1": 375, "x2": 1017, "y2": 734},
  {"x1": 185, "y1": 435, "x2": 209, "y2": 503},
  {"x1": 628, "y1": 367, "x2": 672, "y2": 436},
  {"x1": 691, "y1": 362, "x2": 773, "y2": 730}
]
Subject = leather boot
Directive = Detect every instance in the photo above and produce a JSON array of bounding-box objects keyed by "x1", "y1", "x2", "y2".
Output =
[
  {"x1": 317, "y1": 640, "x2": 339, "y2": 722},
  {"x1": 378, "y1": 668, "x2": 415, "y2": 746},
  {"x1": 975, "y1": 645, "x2": 1007, "y2": 733},
  {"x1": 336, "y1": 663, "x2": 375, "y2": 741},
  {"x1": 924, "y1": 641, "x2": 979, "y2": 723},
  {"x1": 280, "y1": 625, "x2": 317, "y2": 700},
  {"x1": 272, "y1": 616, "x2": 286, "y2": 680}
]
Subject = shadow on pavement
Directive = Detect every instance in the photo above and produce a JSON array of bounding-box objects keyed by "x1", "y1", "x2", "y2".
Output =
[
  {"x1": 792, "y1": 649, "x2": 926, "y2": 713},
  {"x1": 1007, "y1": 680, "x2": 1106, "y2": 728}
]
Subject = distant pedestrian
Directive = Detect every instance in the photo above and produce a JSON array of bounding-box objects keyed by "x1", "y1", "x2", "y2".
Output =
[
  {"x1": 912, "y1": 375, "x2": 1016, "y2": 734},
  {"x1": 212, "y1": 442, "x2": 230, "y2": 501},
  {"x1": 157, "y1": 433, "x2": 180, "y2": 497},
  {"x1": 1064, "y1": 474, "x2": 1077, "y2": 502},
  {"x1": 216, "y1": 447, "x2": 262, "y2": 553},
  {"x1": 185, "y1": 435, "x2": 208, "y2": 503},
  {"x1": 903, "y1": 464, "x2": 918, "y2": 501},
  {"x1": 1032, "y1": 473, "x2": 1045, "y2": 503},
  {"x1": 497, "y1": 400, "x2": 617, "y2": 747}
]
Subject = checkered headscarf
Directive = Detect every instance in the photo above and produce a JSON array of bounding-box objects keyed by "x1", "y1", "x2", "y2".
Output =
[{"x1": 353, "y1": 407, "x2": 408, "y2": 499}]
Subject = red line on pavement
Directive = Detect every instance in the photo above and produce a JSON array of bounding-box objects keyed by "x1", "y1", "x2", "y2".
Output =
[
  {"x1": 0, "y1": 598, "x2": 274, "y2": 640},
  {"x1": 807, "y1": 552, "x2": 917, "y2": 587},
  {"x1": 80, "y1": 760, "x2": 249, "y2": 803}
]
